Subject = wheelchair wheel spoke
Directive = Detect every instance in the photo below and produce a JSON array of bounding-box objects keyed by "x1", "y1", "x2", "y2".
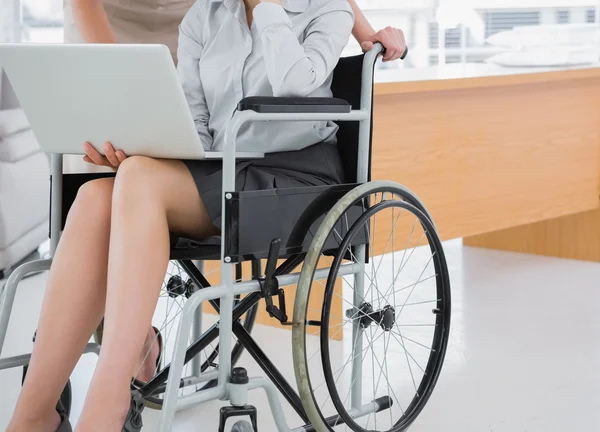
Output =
[
  {"x1": 369, "y1": 326, "x2": 377, "y2": 430},
  {"x1": 388, "y1": 330, "x2": 426, "y2": 375},
  {"x1": 395, "y1": 327, "x2": 419, "y2": 393},
  {"x1": 365, "y1": 328, "x2": 405, "y2": 421},
  {"x1": 295, "y1": 185, "x2": 450, "y2": 432},
  {"x1": 392, "y1": 332, "x2": 436, "y2": 352},
  {"x1": 131, "y1": 260, "x2": 259, "y2": 407}
]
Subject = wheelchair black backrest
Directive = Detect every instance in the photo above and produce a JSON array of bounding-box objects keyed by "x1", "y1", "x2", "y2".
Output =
[{"x1": 331, "y1": 53, "x2": 374, "y2": 184}]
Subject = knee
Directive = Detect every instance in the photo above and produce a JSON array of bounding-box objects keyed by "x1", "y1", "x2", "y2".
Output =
[
  {"x1": 68, "y1": 178, "x2": 114, "y2": 225},
  {"x1": 115, "y1": 156, "x2": 154, "y2": 187},
  {"x1": 113, "y1": 156, "x2": 156, "y2": 204}
]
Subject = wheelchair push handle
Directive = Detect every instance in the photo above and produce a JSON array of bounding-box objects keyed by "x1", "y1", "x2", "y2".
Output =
[
  {"x1": 401, "y1": 46, "x2": 409, "y2": 60},
  {"x1": 371, "y1": 42, "x2": 409, "y2": 60}
]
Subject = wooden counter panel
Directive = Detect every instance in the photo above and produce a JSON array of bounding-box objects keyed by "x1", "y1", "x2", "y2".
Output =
[
  {"x1": 371, "y1": 77, "x2": 600, "y2": 241},
  {"x1": 374, "y1": 67, "x2": 600, "y2": 96},
  {"x1": 464, "y1": 207, "x2": 600, "y2": 262}
]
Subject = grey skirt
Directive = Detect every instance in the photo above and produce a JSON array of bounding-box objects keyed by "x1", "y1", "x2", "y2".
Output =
[{"x1": 183, "y1": 142, "x2": 345, "y2": 228}]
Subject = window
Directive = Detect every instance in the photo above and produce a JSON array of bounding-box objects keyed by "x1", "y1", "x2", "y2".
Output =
[
  {"x1": 355, "y1": 1, "x2": 600, "y2": 81},
  {"x1": 429, "y1": 23, "x2": 467, "y2": 49},
  {"x1": 5, "y1": 0, "x2": 599, "y2": 78},
  {"x1": 556, "y1": 10, "x2": 570, "y2": 25},
  {"x1": 2, "y1": 0, "x2": 65, "y2": 43},
  {"x1": 587, "y1": 9, "x2": 597, "y2": 23},
  {"x1": 24, "y1": 0, "x2": 64, "y2": 42},
  {"x1": 482, "y1": 10, "x2": 541, "y2": 39}
]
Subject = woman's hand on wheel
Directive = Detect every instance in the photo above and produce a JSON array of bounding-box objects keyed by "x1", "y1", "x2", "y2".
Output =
[
  {"x1": 360, "y1": 27, "x2": 407, "y2": 62},
  {"x1": 83, "y1": 142, "x2": 127, "y2": 171}
]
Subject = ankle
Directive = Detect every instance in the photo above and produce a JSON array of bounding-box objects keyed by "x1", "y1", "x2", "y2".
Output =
[
  {"x1": 76, "y1": 415, "x2": 127, "y2": 432},
  {"x1": 78, "y1": 388, "x2": 130, "y2": 432},
  {"x1": 7, "y1": 409, "x2": 61, "y2": 432}
]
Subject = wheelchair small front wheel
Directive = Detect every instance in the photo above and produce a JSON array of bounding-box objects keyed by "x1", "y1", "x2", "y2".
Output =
[
  {"x1": 292, "y1": 181, "x2": 451, "y2": 431},
  {"x1": 230, "y1": 420, "x2": 255, "y2": 432}
]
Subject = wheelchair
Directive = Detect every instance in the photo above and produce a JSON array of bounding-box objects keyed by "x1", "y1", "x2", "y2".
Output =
[{"x1": 0, "y1": 44, "x2": 451, "y2": 432}]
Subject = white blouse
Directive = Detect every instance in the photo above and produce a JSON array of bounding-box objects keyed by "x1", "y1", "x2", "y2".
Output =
[{"x1": 177, "y1": 0, "x2": 354, "y2": 153}]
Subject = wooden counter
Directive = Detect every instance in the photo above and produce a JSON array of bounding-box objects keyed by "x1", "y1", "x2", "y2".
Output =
[{"x1": 372, "y1": 66, "x2": 600, "y2": 259}]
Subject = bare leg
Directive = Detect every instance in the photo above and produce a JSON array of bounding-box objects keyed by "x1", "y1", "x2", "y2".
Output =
[
  {"x1": 76, "y1": 157, "x2": 215, "y2": 432},
  {"x1": 7, "y1": 178, "x2": 115, "y2": 432}
]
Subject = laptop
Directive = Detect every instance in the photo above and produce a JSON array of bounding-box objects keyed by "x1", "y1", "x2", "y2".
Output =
[{"x1": 0, "y1": 43, "x2": 263, "y2": 160}]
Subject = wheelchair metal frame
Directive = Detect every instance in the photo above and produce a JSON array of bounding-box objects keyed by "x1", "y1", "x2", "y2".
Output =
[{"x1": 0, "y1": 45, "x2": 383, "y2": 432}]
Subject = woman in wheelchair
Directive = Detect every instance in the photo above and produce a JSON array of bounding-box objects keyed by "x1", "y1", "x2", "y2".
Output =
[{"x1": 6, "y1": 1, "x2": 354, "y2": 431}]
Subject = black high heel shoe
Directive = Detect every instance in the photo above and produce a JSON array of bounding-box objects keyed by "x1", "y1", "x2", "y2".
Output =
[
  {"x1": 122, "y1": 391, "x2": 145, "y2": 432},
  {"x1": 55, "y1": 398, "x2": 72, "y2": 432},
  {"x1": 123, "y1": 327, "x2": 162, "y2": 431},
  {"x1": 53, "y1": 392, "x2": 145, "y2": 432}
]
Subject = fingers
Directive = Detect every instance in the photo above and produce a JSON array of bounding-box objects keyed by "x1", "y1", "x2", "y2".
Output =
[
  {"x1": 84, "y1": 142, "x2": 108, "y2": 166},
  {"x1": 104, "y1": 141, "x2": 121, "y2": 167},
  {"x1": 116, "y1": 150, "x2": 127, "y2": 164},
  {"x1": 377, "y1": 27, "x2": 406, "y2": 62},
  {"x1": 84, "y1": 142, "x2": 126, "y2": 170},
  {"x1": 361, "y1": 40, "x2": 374, "y2": 52},
  {"x1": 393, "y1": 28, "x2": 407, "y2": 60},
  {"x1": 380, "y1": 29, "x2": 398, "y2": 62}
]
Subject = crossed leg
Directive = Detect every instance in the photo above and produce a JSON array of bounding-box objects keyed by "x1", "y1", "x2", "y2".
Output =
[{"x1": 7, "y1": 157, "x2": 216, "y2": 432}]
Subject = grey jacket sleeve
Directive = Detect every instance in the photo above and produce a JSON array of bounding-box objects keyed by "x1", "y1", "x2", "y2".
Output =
[
  {"x1": 253, "y1": 2, "x2": 354, "y2": 97},
  {"x1": 177, "y1": 13, "x2": 213, "y2": 151}
]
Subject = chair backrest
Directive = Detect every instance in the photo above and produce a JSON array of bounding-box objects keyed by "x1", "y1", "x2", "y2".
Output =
[{"x1": 331, "y1": 53, "x2": 375, "y2": 184}]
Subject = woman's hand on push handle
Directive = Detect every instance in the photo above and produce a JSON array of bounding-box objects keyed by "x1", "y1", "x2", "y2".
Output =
[
  {"x1": 83, "y1": 142, "x2": 127, "y2": 170},
  {"x1": 361, "y1": 27, "x2": 407, "y2": 62}
]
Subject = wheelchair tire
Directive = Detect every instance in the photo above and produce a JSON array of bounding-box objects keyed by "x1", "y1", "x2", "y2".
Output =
[
  {"x1": 230, "y1": 420, "x2": 255, "y2": 432},
  {"x1": 292, "y1": 181, "x2": 451, "y2": 431},
  {"x1": 22, "y1": 365, "x2": 72, "y2": 418}
]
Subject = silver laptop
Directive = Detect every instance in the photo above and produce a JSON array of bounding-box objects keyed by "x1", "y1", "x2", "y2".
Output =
[{"x1": 0, "y1": 43, "x2": 262, "y2": 160}]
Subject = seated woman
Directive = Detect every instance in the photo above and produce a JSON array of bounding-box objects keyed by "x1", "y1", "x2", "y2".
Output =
[{"x1": 6, "y1": 0, "x2": 353, "y2": 431}]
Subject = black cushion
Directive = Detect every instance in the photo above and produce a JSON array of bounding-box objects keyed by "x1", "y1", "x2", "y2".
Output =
[{"x1": 237, "y1": 96, "x2": 351, "y2": 113}]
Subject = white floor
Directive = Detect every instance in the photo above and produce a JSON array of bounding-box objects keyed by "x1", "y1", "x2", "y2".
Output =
[{"x1": 2, "y1": 240, "x2": 600, "y2": 431}]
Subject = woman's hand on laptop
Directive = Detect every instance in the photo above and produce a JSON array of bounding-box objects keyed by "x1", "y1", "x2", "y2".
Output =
[{"x1": 83, "y1": 141, "x2": 127, "y2": 171}]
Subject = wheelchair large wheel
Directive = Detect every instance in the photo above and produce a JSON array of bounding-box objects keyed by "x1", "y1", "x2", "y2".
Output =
[
  {"x1": 293, "y1": 181, "x2": 451, "y2": 431},
  {"x1": 94, "y1": 260, "x2": 258, "y2": 409}
]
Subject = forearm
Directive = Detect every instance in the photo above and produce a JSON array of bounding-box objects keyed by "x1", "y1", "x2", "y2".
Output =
[
  {"x1": 71, "y1": 0, "x2": 116, "y2": 43},
  {"x1": 253, "y1": 1, "x2": 353, "y2": 97},
  {"x1": 347, "y1": 0, "x2": 375, "y2": 44}
]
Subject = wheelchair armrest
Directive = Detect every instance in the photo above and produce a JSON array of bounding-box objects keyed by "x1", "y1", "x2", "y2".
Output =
[{"x1": 237, "y1": 96, "x2": 352, "y2": 114}]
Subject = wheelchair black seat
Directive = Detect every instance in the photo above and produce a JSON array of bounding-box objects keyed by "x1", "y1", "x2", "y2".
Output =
[{"x1": 59, "y1": 173, "x2": 367, "y2": 263}]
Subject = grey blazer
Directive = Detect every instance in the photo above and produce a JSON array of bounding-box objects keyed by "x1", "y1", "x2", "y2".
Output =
[{"x1": 177, "y1": 0, "x2": 354, "y2": 153}]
